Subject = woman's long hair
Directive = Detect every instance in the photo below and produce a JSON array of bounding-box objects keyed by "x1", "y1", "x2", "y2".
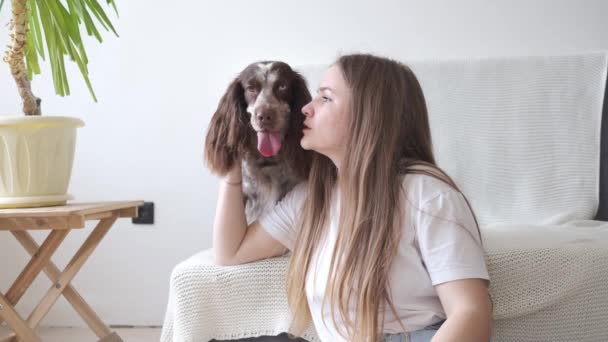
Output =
[{"x1": 286, "y1": 53, "x2": 483, "y2": 341}]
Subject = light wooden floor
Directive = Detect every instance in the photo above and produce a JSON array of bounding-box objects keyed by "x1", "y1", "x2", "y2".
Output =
[{"x1": 0, "y1": 326, "x2": 161, "y2": 342}]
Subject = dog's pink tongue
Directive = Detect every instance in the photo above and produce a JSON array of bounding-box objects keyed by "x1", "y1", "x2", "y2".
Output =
[{"x1": 257, "y1": 131, "x2": 282, "y2": 157}]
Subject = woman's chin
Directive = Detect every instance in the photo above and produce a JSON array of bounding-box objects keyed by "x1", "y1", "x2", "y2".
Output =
[{"x1": 300, "y1": 138, "x2": 311, "y2": 150}]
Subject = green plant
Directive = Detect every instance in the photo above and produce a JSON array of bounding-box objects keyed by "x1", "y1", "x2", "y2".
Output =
[{"x1": 1, "y1": 0, "x2": 119, "y2": 115}]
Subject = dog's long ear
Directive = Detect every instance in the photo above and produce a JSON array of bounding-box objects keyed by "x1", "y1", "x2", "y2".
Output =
[
  {"x1": 204, "y1": 77, "x2": 249, "y2": 175},
  {"x1": 284, "y1": 71, "x2": 313, "y2": 180}
]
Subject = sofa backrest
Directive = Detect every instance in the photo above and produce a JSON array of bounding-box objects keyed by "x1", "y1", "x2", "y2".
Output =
[
  {"x1": 597, "y1": 72, "x2": 608, "y2": 221},
  {"x1": 297, "y1": 52, "x2": 608, "y2": 227}
]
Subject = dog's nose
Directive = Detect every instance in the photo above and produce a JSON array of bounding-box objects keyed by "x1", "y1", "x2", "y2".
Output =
[{"x1": 256, "y1": 112, "x2": 273, "y2": 123}]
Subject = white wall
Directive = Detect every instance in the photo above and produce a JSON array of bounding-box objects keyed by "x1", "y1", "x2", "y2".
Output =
[{"x1": 0, "y1": 0, "x2": 607, "y2": 327}]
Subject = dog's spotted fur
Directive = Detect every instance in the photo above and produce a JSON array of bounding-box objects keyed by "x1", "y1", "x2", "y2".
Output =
[{"x1": 205, "y1": 61, "x2": 312, "y2": 223}]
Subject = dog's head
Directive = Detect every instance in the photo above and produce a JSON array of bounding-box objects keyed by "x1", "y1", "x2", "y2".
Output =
[{"x1": 204, "y1": 61, "x2": 312, "y2": 178}]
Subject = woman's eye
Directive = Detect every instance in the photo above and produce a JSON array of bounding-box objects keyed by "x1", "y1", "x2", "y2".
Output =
[{"x1": 321, "y1": 96, "x2": 331, "y2": 102}]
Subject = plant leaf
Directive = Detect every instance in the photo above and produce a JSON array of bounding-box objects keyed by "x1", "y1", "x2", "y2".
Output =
[
  {"x1": 23, "y1": 0, "x2": 118, "y2": 101},
  {"x1": 84, "y1": 0, "x2": 118, "y2": 37},
  {"x1": 108, "y1": 0, "x2": 118, "y2": 18},
  {"x1": 37, "y1": 0, "x2": 62, "y2": 94},
  {"x1": 66, "y1": 40, "x2": 97, "y2": 101},
  {"x1": 82, "y1": 6, "x2": 103, "y2": 42},
  {"x1": 25, "y1": 24, "x2": 41, "y2": 79},
  {"x1": 28, "y1": 0, "x2": 45, "y2": 59}
]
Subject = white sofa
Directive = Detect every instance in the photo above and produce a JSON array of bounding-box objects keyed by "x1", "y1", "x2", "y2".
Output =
[{"x1": 161, "y1": 52, "x2": 608, "y2": 342}]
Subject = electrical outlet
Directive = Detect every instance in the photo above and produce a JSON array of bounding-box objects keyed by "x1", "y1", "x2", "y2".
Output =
[{"x1": 132, "y1": 201, "x2": 154, "y2": 224}]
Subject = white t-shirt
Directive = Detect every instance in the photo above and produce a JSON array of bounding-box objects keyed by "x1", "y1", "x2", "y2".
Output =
[{"x1": 258, "y1": 173, "x2": 490, "y2": 341}]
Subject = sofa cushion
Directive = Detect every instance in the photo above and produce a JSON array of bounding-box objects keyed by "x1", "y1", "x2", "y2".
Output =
[{"x1": 482, "y1": 221, "x2": 608, "y2": 340}]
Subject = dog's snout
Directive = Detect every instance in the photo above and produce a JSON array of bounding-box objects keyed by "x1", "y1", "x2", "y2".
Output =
[
  {"x1": 255, "y1": 105, "x2": 277, "y2": 125},
  {"x1": 256, "y1": 112, "x2": 273, "y2": 123}
]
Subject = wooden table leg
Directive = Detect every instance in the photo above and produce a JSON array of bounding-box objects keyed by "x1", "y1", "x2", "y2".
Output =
[
  {"x1": 27, "y1": 215, "x2": 118, "y2": 327},
  {"x1": 0, "y1": 230, "x2": 69, "y2": 327},
  {"x1": 11, "y1": 230, "x2": 113, "y2": 339},
  {"x1": 0, "y1": 293, "x2": 40, "y2": 342},
  {"x1": 3, "y1": 215, "x2": 119, "y2": 342},
  {"x1": 98, "y1": 332, "x2": 124, "y2": 342}
]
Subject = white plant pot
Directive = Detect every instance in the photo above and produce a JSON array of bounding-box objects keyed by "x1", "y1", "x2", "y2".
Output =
[{"x1": 0, "y1": 116, "x2": 85, "y2": 208}]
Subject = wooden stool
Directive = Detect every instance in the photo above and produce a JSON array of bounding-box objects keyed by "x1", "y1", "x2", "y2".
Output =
[{"x1": 0, "y1": 201, "x2": 143, "y2": 342}]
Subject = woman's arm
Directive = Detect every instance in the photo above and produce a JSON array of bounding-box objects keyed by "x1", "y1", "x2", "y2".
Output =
[
  {"x1": 212, "y1": 162, "x2": 288, "y2": 265},
  {"x1": 432, "y1": 278, "x2": 492, "y2": 342},
  {"x1": 212, "y1": 163, "x2": 248, "y2": 263}
]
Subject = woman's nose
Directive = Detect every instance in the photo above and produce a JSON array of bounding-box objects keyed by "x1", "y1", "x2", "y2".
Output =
[{"x1": 302, "y1": 101, "x2": 313, "y2": 117}]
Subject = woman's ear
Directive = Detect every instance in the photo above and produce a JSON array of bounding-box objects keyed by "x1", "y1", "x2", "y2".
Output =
[
  {"x1": 204, "y1": 77, "x2": 249, "y2": 175},
  {"x1": 284, "y1": 71, "x2": 313, "y2": 180}
]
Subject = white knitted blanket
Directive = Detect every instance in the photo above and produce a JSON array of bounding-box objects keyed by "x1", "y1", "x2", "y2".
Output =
[
  {"x1": 162, "y1": 222, "x2": 608, "y2": 342},
  {"x1": 161, "y1": 52, "x2": 608, "y2": 341}
]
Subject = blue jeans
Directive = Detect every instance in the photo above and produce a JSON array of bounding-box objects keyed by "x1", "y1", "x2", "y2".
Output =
[{"x1": 382, "y1": 320, "x2": 444, "y2": 342}]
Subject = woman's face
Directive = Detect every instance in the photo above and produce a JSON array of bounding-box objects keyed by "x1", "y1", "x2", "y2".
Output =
[{"x1": 301, "y1": 65, "x2": 350, "y2": 166}]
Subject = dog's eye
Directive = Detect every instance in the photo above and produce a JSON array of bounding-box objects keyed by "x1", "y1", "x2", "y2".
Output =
[
  {"x1": 278, "y1": 84, "x2": 287, "y2": 92},
  {"x1": 246, "y1": 85, "x2": 258, "y2": 93}
]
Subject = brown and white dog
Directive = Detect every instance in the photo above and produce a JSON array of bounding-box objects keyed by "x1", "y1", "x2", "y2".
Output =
[{"x1": 204, "y1": 61, "x2": 312, "y2": 223}]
